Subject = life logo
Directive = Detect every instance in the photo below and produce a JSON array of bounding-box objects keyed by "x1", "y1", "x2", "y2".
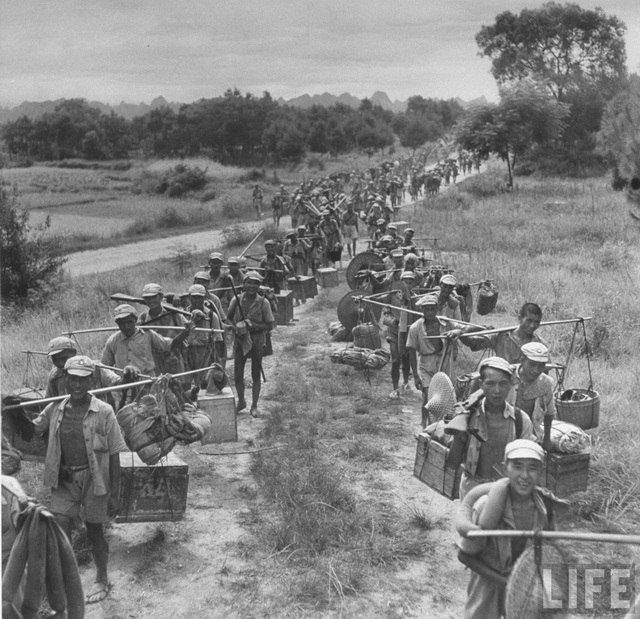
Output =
[{"x1": 537, "y1": 563, "x2": 636, "y2": 614}]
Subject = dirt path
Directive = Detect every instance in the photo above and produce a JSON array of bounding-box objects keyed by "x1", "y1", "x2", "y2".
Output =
[
  {"x1": 63, "y1": 220, "x2": 269, "y2": 277},
  {"x1": 74, "y1": 280, "x2": 469, "y2": 619},
  {"x1": 63, "y1": 167, "x2": 478, "y2": 278}
]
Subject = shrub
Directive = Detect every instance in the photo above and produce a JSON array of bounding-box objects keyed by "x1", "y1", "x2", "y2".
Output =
[
  {"x1": 0, "y1": 185, "x2": 67, "y2": 306},
  {"x1": 307, "y1": 156, "x2": 325, "y2": 171},
  {"x1": 457, "y1": 171, "x2": 509, "y2": 198},
  {"x1": 221, "y1": 197, "x2": 243, "y2": 219},
  {"x1": 200, "y1": 188, "x2": 217, "y2": 203},
  {"x1": 157, "y1": 206, "x2": 187, "y2": 229},
  {"x1": 238, "y1": 169, "x2": 264, "y2": 183},
  {"x1": 133, "y1": 163, "x2": 208, "y2": 197}
]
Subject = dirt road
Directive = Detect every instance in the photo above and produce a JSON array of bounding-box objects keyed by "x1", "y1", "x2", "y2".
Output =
[
  {"x1": 63, "y1": 221, "x2": 268, "y2": 277},
  {"x1": 63, "y1": 167, "x2": 478, "y2": 278},
  {"x1": 79, "y1": 288, "x2": 468, "y2": 619}
]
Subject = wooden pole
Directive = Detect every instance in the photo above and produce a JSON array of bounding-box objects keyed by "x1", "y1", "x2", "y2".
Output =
[
  {"x1": 462, "y1": 317, "x2": 592, "y2": 338},
  {"x1": 3, "y1": 365, "x2": 219, "y2": 411},
  {"x1": 239, "y1": 229, "x2": 265, "y2": 258},
  {"x1": 63, "y1": 325, "x2": 224, "y2": 336},
  {"x1": 466, "y1": 530, "x2": 640, "y2": 545}
]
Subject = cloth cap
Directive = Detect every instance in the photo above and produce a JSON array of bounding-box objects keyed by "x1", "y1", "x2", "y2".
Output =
[
  {"x1": 404, "y1": 253, "x2": 419, "y2": 264},
  {"x1": 286, "y1": 229, "x2": 296, "y2": 238},
  {"x1": 297, "y1": 225, "x2": 306, "y2": 231},
  {"x1": 405, "y1": 228, "x2": 415, "y2": 234},
  {"x1": 401, "y1": 271, "x2": 416, "y2": 280},
  {"x1": 244, "y1": 271, "x2": 264, "y2": 283},
  {"x1": 208, "y1": 252, "x2": 223, "y2": 262},
  {"x1": 47, "y1": 336, "x2": 77, "y2": 357},
  {"x1": 440, "y1": 274, "x2": 457, "y2": 286},
  {"x1": 142, "y1": 283, "x2": 163, "y2": 297},
  {"x1": 479, "y1": 356, "x2": 514, "y2": 377},
  {"x1": 390, "y1": 249, "x2": 404, "y2": 258},
  {"x1": 504, "y1": 439, "x2": 544, "y2": 462},
  {"x1": 194, "y1": 271, "x2": 211, "y2": 282},
  {"x1": 114, "y1": 304, "x2": 137, "y2": 320},
  {"x1": 264, "y1": 239, "x2": 276, "y2": 246},
  {"x1": 387, "y1": 224, "x2": 397, "y2": 231},
  {"x1": 376, "y1": 218, "x2": 386, "y2": 226},
  {"x1": 188, "y1": 284, "x2": 207, "y2": 296},
  {"x1": 64, "y1": 355, "x2": 95, "y2": 377},
  {"x1": 521, "y1": 342, "x2": 550, "y2": 363},
  {"x1": 227, "y1": 257, "x2": 240, "y2": 265},
  {"x1": 416, "y1": 294, "x2": 438, "y2": 307}
]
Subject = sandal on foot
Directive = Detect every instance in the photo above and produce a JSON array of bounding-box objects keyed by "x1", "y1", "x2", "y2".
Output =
[{"x1": 85, "y1": 581, "x2": 111, "y2": 604}]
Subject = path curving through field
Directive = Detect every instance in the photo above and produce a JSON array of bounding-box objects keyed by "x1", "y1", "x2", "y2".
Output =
[
  {"x1": 63, "y1": 220, "x2": 269, "y2": 277},
  {"x1": 64, "y1": 166, "x2": 479, "y2": 278}
]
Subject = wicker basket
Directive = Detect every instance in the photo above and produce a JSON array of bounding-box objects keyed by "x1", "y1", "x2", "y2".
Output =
[
  {"x1": 352, "y1": 322, "x2": 381, "y2": 349},
  {"x1": 554, "y1": 388, "x2": 600, "y2": 430}
]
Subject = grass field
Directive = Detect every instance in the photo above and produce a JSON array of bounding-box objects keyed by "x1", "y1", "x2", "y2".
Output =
[{"x1": 3, "y1": 159, "x2": 640, "y2": 616}]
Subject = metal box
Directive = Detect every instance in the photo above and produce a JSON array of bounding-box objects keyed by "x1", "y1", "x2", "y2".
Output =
[
  {"x1": 287, "y1": 275, "x2": 318, "y2": 300},
  {"x1": 274, "y1": 290, "x2": 294, "y2": 325},
  {"x1": 198, "y1": 388, "x2": 237, "y2": 444},
  {"x1": 316, "y1": 268, "x2": 339, "y2": 287},
  {"x1": 117, "y1": 451, "x2": 189, "y2": 523}
]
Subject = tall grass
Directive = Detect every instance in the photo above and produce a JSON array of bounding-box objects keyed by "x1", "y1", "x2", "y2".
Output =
[{"x1": 412, "y1": 174, "x2": 640, "y2": 525}]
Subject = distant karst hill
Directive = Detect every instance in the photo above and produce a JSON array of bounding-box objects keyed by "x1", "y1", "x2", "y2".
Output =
[
  {"x1": 0, "y1": 92, "x2": 488, "y2": 123},
  {"x1": 0, "y1": 96, "x2": 182, "y2": 124},
  {"x1": 277, "y1": 92, "x2": 488, "y2": 112}
]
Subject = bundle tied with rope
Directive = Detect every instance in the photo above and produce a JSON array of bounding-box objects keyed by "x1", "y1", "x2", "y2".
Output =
[
  {"x1": 330, "y1": 347, "x2": 390, "y2": 370},
  {"x1": 116, "y1": 374, "x2": 211, "y2": 465}
]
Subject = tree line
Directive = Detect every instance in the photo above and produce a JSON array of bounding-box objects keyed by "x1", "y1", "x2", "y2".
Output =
[{"x1": 0, "y1": 91, "x2": 463, "y2": 165}]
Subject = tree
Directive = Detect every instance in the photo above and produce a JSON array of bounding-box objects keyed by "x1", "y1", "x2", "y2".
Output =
[
  {"x1": 597, "y1": 74, "x2": 640, "y2": 187},
  {"x1": 1, "y1": 186, "x2": 66, "y2": 305},
  {"x1": 456, "y1": 84, "x2": 569, "y2": 186},
  {"x1": 400, "y1": 117, "x2": 432, "y2": 153},
  {"x1": 476, "y1": 3, "x2": 627, "y2": 101}
]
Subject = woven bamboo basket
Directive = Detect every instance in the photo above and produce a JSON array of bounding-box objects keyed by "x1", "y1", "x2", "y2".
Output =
[
  {"x1": 352, "y1": 322, "x2": 381, "y2": 349},
  {"x1": 554, "y1": 388, "x2": 600, "y2": 430}
]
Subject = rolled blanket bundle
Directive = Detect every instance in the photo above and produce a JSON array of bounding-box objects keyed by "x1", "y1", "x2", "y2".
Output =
[
  {"x1": 549, "y1": 420, "x2": 591, "y2": 454},
  {"x1": 330, "y1": 347, "x2": 390, "y2": 370}
]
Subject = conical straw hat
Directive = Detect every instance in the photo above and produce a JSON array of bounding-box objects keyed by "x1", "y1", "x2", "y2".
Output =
[{"x1": 425, "y1": 372, "x2": 456, "y2": 422}]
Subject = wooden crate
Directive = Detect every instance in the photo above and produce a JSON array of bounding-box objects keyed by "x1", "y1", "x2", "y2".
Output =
[
  {"x1": 274, "y1": 290, "x2": 294, "y2": 325},
  {"x1": 413, "y1": 434, "x2": 461, "y2": 500},
  {"x1": 117, "y1": 451, "x2": 189, "y2": 523},
  {"x1": 543, "y1": 451, "x2": 590, "y2": 497},
  {"x1": 288, "y1": 276, "x2": 318, "y2": 300},
  {"x1": 316, "y1": 268, "x2": 339, "y2": 287},
  {"x1": 493, "y1": 450, "x2": 590, "y2": 498},
  {"x1": 198, "y1": 388, "x2": 237, "y2": 444}
]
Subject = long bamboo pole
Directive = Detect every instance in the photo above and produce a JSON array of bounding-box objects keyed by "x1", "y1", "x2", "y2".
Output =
[
  {"x1": 461, "y1": 317, "x2": 592, "y2": 338},
  {"x1": 466, "y1": 530, "x2": 640, "y2": 545},
  {"x1": 239, "y1": 229, "x2": 265, "y2": 258},
  {"x1": 63, "y1": 325, "x2": 224, "y2": 336},
  {"x1": 3, "y1": 365, "x2": 219, "y2": 411}
]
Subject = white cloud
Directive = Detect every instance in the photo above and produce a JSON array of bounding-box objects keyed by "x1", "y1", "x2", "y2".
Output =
[{"x1": 1, "y1": 0, "x2": 637, "y2": 106}]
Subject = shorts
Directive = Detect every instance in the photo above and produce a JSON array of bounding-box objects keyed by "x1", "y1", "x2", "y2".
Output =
[
  {"x1": 51, "y1": 468, "x2": 109, "y2": 524},
  {"x1": 343, "y1": 224, "x2": 358, "y2": 240}
]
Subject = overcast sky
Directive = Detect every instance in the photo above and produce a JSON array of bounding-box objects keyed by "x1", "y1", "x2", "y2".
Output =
[{"x1": 1, "y1": 0, "x2": 639, "y2": 107}]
